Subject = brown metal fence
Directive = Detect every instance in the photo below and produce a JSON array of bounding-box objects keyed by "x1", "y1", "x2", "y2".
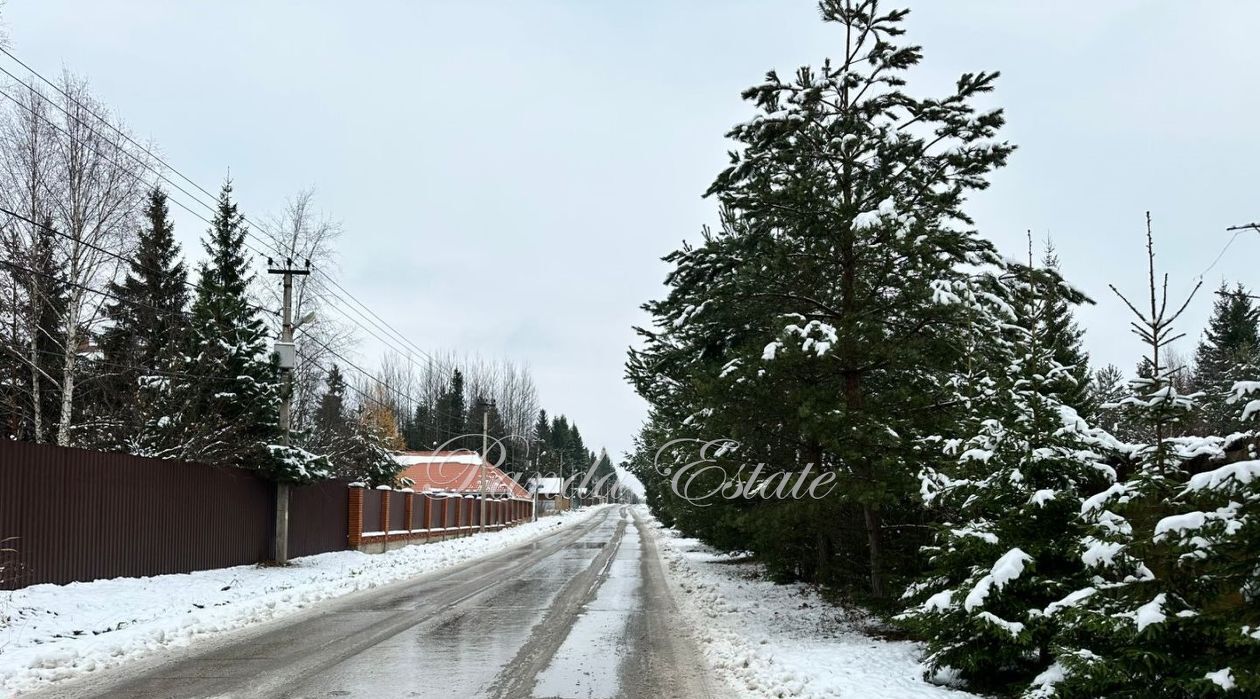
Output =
[
  {"x1": 288, "y1": 479, "x2": 352, "y2": 558},
  {"x1": 388, "y1": 491, "x2": 407, "y2": 532},
  {"x1": 0, "y1": 441, "x2": 352, "y2": 590}
]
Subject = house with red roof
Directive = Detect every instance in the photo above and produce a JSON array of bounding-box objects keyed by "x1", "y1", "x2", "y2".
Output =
[{"x1": 394, "y1": 450, "x2": 530, "y2": 499}]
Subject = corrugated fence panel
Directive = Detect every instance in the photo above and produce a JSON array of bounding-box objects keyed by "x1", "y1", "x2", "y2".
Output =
[
  {"x1": 388, "y1": 492, "x2": 407, "y2": 532},
  {"x1": 288, "y1": 480, "x2": 352, "y2": 558},
  {"x1": 0, "y1": 442, "x2": 350, "y2": 590},
  {"x1": 361, "y1": 489, "x2": 383, "y2": 533}
]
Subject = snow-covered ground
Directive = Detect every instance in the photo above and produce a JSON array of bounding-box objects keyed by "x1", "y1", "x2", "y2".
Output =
[
  {"x1": 649, "y1": 512, "x2": 977, "y2": 699},
  {"x1": 0, "y1": 507, "x2": 605, "y2": 696}
]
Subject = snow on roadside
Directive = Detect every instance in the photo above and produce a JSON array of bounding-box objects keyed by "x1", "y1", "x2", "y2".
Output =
[
  {"x1": 0, "y1": 507, "x2": 606, "y2": 696},
  {"x1": 646, "y1": 511, "x2": 976, "y2": 699}
]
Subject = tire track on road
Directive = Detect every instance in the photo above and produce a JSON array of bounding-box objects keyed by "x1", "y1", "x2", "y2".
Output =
[{"x1": 486, "y1": 506, "x2": 630, "y2": 699}]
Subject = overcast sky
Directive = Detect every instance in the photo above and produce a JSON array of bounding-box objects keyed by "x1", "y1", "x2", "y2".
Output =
[{"x1": 8, "y1": 1, "x2": 1260, "y2": 461}]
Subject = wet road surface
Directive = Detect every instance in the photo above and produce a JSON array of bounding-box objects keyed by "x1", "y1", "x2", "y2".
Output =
[{"x1": 41, "y1": 506, "x2": 714, "y2": 699}]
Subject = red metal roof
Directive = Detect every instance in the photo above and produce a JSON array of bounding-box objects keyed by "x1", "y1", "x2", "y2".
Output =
[{"x1": 395, "y1": 451, "x2": 530, "y2": 499}]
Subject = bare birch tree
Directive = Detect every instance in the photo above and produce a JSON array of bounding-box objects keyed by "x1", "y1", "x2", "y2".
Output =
[
  {"x1": 257, "y1": 189, "x2": 355, "y2": 435},
  {"x1": 45, "y1": 71, "x2": 150, "y2": 445},
  {"x1": 0, "y1": 79, "x2": 55, "y2": 441}
]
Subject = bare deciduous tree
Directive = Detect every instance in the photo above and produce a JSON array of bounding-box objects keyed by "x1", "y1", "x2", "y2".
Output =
[
  {"x1": 46, "y1": 72, "x2": 151, "y2": 445},
  {"x1": 257, "y1": 189, "x2": 356, "y2": 436}
]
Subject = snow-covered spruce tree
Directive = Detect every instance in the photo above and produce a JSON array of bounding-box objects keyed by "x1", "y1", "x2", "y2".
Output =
[
  {"x1": 139, "y1": 181, "x2": 326, "y2": 482},
  {"x1": 1042, "y1": 218, "x2": 1219, "y2": 698},
  {"x1": 900, "y1": 260, "x2": 1117, "y2": 694},
  {"x1": 309, "y1": 365, "x2": 398, "y2": 486},
  {"x1": 1033, "y1": 242, "x2": 1093, "y2": 416},
  {"x1": 627, "y1": 0, "x2": 1013, "y2": 597},
  {"x1": 1088, "y1": 364, "x2": 1132, "y2": 440},
  {"x1": 1134, "y1": 379, "x2": 1260, "y2": 696},
  {"x1": 1195, "y1": 283, "x2": 1260, "y2": 437},
  {"x1": 94, "y1": 187, "x2": 189, "y2": 449}
]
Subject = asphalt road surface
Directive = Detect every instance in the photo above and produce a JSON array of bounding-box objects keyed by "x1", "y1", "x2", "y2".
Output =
[{"x1": 39, "y1": 506, "x2": 715, "y2": 699}]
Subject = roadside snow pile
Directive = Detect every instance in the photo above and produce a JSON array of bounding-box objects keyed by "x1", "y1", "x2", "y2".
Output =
[
  {"x1": 649, "y1": 515, "x2": 976, "y2": 699},
  {"x1": 0, "y1": 507, "x2": 604, "y2": 696}
]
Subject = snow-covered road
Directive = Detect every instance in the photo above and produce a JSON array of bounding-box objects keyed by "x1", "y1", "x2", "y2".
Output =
[
  {"x1": 13, "y1": 505, "x2": 715, "y2": 699},
  {"x1": 5, "y1": 504, "x2": 974, "y2": 698}
]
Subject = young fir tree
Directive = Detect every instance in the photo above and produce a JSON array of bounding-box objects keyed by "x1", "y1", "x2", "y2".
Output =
[
  {"x1": 97, "y1": 188, "x2": 188, "y2": 447},
  {"x1": 1088, "y1": 363, "x2": 1135, "y2": 440},
  {"x1": 901, "y1": 261, "x2": 1116, "y2": 695},
  {"x1": 1134, "y1": 379, "x2": 1260, "y2": 697},
  {"x1": 627, "y1": 0, "x2": 1013, "y2": 597},
  {"x1": 313, "y1": 362, "x2": 347, "y2": 435},
  {"x1": 1036, "y1": 242, "x2": 1093, "y2": 415},
  {"x1": 1046, "y1": 218, "x2": 1218, "y2": 698},
  {"x1": 1194, "y1": 283, "x2": 1260, "y2": 436}
]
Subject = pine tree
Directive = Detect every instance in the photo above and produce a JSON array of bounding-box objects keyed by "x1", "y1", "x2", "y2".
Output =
[
  {"x1": 1195, "y1": 283, "x2": 1260, "y2": 435},
  {"x1": 533, "y1": 408, "x2": 550, "y2": 449},
  {"x1": 96, "y1": 187, "x2": 188, "y2": 447},
  {"x1": 404, "y1": 402, "x2": 435, "y2": 450},
  {"x1": 628, "y1": 0, "x2": 1013, "y2": 597},
  {"x1": 464, "y1": 395, "x2": 509, "y2": 462}
]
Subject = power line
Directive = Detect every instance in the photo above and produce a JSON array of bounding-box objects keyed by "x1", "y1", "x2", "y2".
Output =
[
  {"x1": 0, "y1": 83, "x2": 272, "y2": 266},
  {"x1": 295, "y1": 328, "x2": 469, "y2": 427},
  {"x1": 0, "y1": 51, "x2": 456, "y2": 378},
  {"x1": 0, "y1": 78, "x2": 431, "y2": 374},
  {"x1": 0, "y1": 204, "x2": 279, "y2": 318},
  {"x1": 0, "y1": 48, "x2": 463, "y2": 392},
  {"x1": 0, "y1": 257, "x2": 191, "y2": 322},
  {"x1": 0, "y1": 46, "x2": 220, "y2": 205}
]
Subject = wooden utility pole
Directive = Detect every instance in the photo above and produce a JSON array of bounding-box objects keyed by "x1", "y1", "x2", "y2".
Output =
[
  {"x1": 479, "y1": 411, "x2": 488, "y2": 532},
  {"x1": 268, "y1": 258, "x2": 310, "y2": 564}
]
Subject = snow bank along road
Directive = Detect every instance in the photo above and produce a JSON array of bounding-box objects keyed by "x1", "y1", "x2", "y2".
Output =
[
  {"x1": 656, "y1": 525, "x2": 977, "y2": 699},
  {"x1": 21, "y1": 505, "x2": 715, "y2": 699}
]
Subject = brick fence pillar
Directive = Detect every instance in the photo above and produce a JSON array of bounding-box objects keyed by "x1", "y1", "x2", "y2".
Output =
[{"x1": 348, "y1": 485, "x2": 364, "y2": 550}]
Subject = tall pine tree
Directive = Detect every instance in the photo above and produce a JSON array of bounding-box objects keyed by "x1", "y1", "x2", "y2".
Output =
[
  {"x1": 435, "y1": 368, "x2": 466, "y2": 449},
  {"x1": 628, "y1": 0, "x2": 1013, "y2": 597}
]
